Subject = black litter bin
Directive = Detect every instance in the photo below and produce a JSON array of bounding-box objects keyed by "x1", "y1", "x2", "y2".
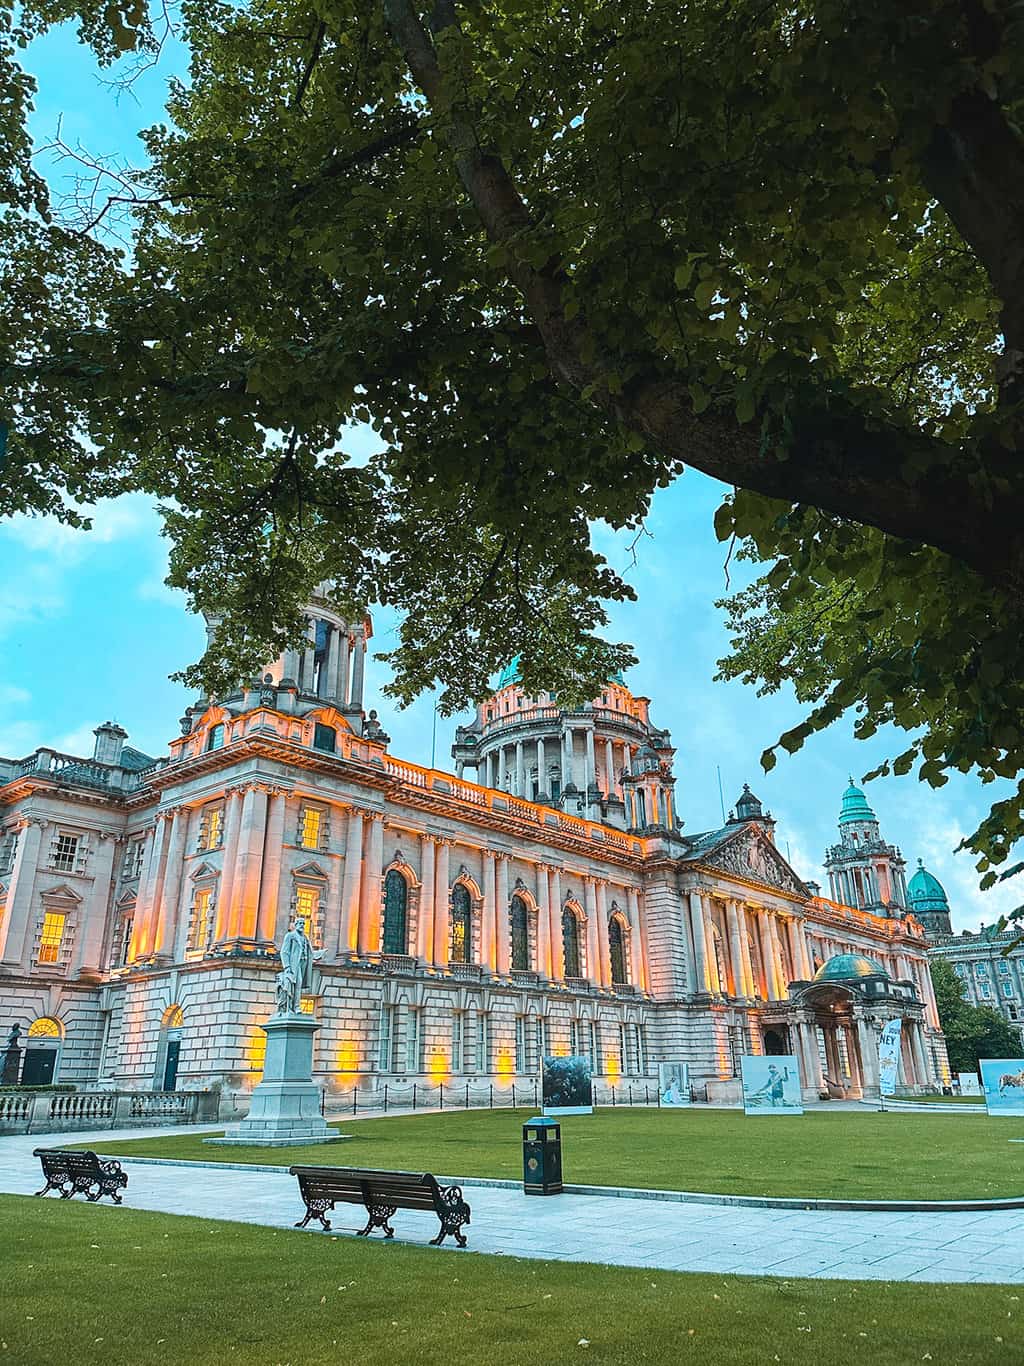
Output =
[{"x1": 522, "y1": 1116, "x2": 562, "y2": 1195}]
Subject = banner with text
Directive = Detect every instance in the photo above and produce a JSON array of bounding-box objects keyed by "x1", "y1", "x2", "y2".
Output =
[{"x1": 878, "y1": 1019, "x2": 903, "y2": 1097}]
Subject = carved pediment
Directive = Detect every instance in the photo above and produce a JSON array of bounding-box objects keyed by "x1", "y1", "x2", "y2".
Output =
[
  {"x1": 292, "y1": 860, "x2": 329, "y2": 882},
  {"x1": 190, "y1": 861, "x2": 220, "y2": 882},
  {"x1": 700, "y1": 827, "x2": 808, "y2": 897},
  {"x1": 40, "y1": 883, "x2": 84, "y2": 905}
]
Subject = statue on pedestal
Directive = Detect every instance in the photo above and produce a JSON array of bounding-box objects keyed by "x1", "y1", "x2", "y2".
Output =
[{"x1": 275, "y1": 917, "x2": 317, "y2": 1014}]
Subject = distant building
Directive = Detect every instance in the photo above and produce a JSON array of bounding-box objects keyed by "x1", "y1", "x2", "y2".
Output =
[{"x1": 0, "y1": 592, "x2": 947, "y2": 1106}]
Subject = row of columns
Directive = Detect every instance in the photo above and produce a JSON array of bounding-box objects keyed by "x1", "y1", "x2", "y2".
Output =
[
  {"x1": 686, "y1": 890, "x2": 814, "y2": 1000},
  {"x1": 790, "y1": 1013, "x2": 936, "y2": 1096},
  {"x1": 476, "y1": 730, "x2": 636, "y2": 800},
  {"x1": 281, "y1": 619, "x2": 366, "y2": 709},
  {"x1": 124, "y1": 798, "x2": 649, "y2": 989}
]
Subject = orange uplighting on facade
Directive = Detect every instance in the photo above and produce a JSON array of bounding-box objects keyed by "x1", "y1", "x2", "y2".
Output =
[
  {"x1": 427, "y1": 1050, "x2": 449, "y2": 1083},
  {"x1": 495, "y1": 1049, "x2": 515, "y2": 1079},
  {"x1": 335, "y1": 1040, "x2": 359, "y2": 1073},
  {"x1": 247, "y1": 1028, "x2": 267, "y2": 1075},
  {"x1": 605, "y1": 1055, "x2": 621, "y2": 1084}
]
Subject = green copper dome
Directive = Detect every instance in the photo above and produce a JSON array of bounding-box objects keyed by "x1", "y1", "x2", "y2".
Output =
[
  {"x1": 907, "y1": 860, "x2": 950, "y2": 914},
  {"x1": 838, "y1": 779, "x2": 876, "y2": 825},
  {"x1": 496, "y1": 656, "x2": 625, "y2": 690},
  {"x1": 813, "y1": 952, "x2": 890, "y2": 983}
]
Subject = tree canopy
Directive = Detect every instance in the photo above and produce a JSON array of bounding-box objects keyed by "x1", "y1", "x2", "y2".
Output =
[
  {"x1": 3, "y1": 1, "x2": 1024, "y2": 893},
  {"x1": 929, "y1": 957, "x2": 1023, "y2": 1073}
]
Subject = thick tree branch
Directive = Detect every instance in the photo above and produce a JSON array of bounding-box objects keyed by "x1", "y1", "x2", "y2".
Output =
[{"x1": 382, "y1": 0, "x2": 1024, "y2": 591}]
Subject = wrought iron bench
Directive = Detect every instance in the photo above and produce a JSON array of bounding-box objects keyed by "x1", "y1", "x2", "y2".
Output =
[
  {"x1": 289, "y1": 1165, "x2": 471, "y2": 1247},
  {"x1": 33, "y1": 1148, "x2": 128, "y2": 1204}
]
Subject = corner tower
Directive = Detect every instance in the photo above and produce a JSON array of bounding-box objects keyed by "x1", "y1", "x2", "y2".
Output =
[
  {"x1": 450, "y1": 660, "x2": 678, "y2": 831},
  {"x1": 822, "y1": 780, "x2": 908, "y2": 914}
]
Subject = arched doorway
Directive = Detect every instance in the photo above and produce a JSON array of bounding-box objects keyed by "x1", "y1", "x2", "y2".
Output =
[
  {"x1": 156, "y1": 1005, "x2": 184, "y2": 1092},
  {"x1": 763, "y1": 1027, "x2": 789, "y2": 1057},
  {"x1": 22, "y1": 1017, "x2": 63, "y2": 1085}
]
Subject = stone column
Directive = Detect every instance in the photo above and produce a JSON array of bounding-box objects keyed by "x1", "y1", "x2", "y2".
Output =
[
  {"x1": 0, "y1": 819, "x2": 44, "y2": 965},
  {"x1": 152, "y1": 806, "x2": 189, "y2": 958},
  {"x1": 481, "y1": 850, "x2": 496, "y2": 970},
  {"x1": 350, "y1": 632, "x2": 366, "y2": 709},
  {"x1": 798, "y1": 1021, "x2": 824, "y2": 1092},
  {"x1": 212, "y1": 790, "x2": 244, "y2": 944},
  {"x1": 789, "y1": 917, "x2": 812, "y2": 980},
  {"x1": 282, "y1": 645, "x2": 301, "y2": 684},
  {"x1": 301, "y1": 616, "x2": 317, "y2": 693},
  {"x1": 844, "y1": 1025, "x2": 863, "y2": 1093},
  {"x1": 549, "y1": 867, "x2": 564, "y2": 978},
  {"x1": 432, "y1": 839, "x2": 451, "y2": 966},
  {"x1": 498, "y1": 746, "x2": 507, "y2": 791},
  {"x1": 768, "y1": 914, "x2": 789, "y2": 997},
  {"x1": 338, "y1": 808, "x2": 364, "y2": 955},
  {"x1": 736, "y1": 904, "x2": 756, "y2": 998},
  {"x1": 136, "y1": 811, "x2": 172, "y2": 958},
  {"x1": 627, "y1": 887, "x2": 650, "y2": 991},
  {"x1": 562, "y1": 728, "x2": 574, "y2": 790},
  {"x1": 324, "y1": 626, "x2": 341, "y2": 701},
  {"x1": 911, "y1": 1022, "x2": 931, "y2": 1088},
  {"x1": 537, "y1": 866, "x2": 552, "y2": 976},
  {"x1": 688, "y1": 891, "x2": 711, "y2": 993},
  {"x1": 604, "y1": 738, "x2": 615, "y2": 796},
  {"x1": 339, "y1": 633, "x2": 352, "y2": 706},
  {"x1": 584, "y1": 879, "x2": 600, "y2": 982},
  {"x1": 536, "y1": 738, "x2": 546, "y2": 798},
  {"x1": 595, "y1": 881, "x2": 611, "y2": 985},
  {"x1": 358, "y1": 814, "x2": 384, "y2": 953},
  {"x1": 758, "y1": 912, "x2": 780, "y2": 1001},
  {"x1": 256, "y1": 791, "x2": 287, "y2": 947},
  {"x1": 726, "y1": 900, "x2": 747, "y2": 999},
  {"x1": 496, "y1": 855, "x2": 510, "y2": 974},
  {"x1": 73, "y1": 833, "x2": 119, "y2": 975},
  {"x1": 416, "y1": 835, "x2": 436, "y2": 962},
  {"x1": 515, "y1": 740, "x2": 525, "y2": 796},
  {"x1": 585, "y1": 728, "x2": 596, "y2": 793},
  {"x1": 823, "y1": 1026, "x2": 842, "y2": 1086},
  {"x1": 228, "y1": 785, "x2": 270, "y2": 943},
  {"x1": 857, "y1": 1019, "x2": 880, "y2": 1095},
  {"x1": 702, "y1": 894, "x2": 722, "y2": 994}
]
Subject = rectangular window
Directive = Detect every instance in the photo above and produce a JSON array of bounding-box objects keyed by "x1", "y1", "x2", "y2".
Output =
[
  {"x1": 475, "y1": 1014, "x2": 488, "y2": 1073},
  {"x1": 538, "y1": 1017, "x2": 549, "y2": 1061},
  {"x1": 405, "y1": 1010, "x2": 420, "y2": 1073},
  {"x1": 299, "y1": 808, "x2": 322, "y2": 850},
  {"x1": 569, "y1": 1020, "x2": 581, "y2": 1058},
  {"x1": 515, "y1": 1017, "x2": 526, "y2": 1073},
  {"x1": 300, "y1": 995, "x2": 317, "y2": 1015},
  {"x1": 451, "y1": 1012, "x2": 463, "y2": 1073},
  {"x1": 199, "y1": 807, "x2": 223, "y2": 852},
  {"x1": 51, "y1": 832, "x2": 79, "y2": 873},
  {"x1": 378, "y1": 1004, "x2": 393, "y2": 1072},
  {"x1": 294, "y1": 887, "x2": 321, "y2": 945},
  {"x1": 119, "y1": 916, "x2": 134, "y2": 966},
  {"x1": 313, "y1": 723, "x2": 336, "y2": 753},
  {"x1": 123, "y1": 838, "x2": 145, "y2": 880},
  {"x1": 38, "y1": 912, "x2": 66, "y2": 964},
  {"x1": 188, "y1": 888, "x2": 214, "y2": 953},
  {"x1": 590, "y1": 1021, "x2": 602, "y2": 1074},
  {"x1": 0, "y1": 830, "x2": 18, "y2": 876},
  {"x1": 982, "y1": 983, "x2": 992, "y2": 998},
  {"x1": 1002, "y1": 981, "x2": 1014, "y2": 998},
  {"x1": 997, "y1": 959, "x2": 1010, "y2": 974}
]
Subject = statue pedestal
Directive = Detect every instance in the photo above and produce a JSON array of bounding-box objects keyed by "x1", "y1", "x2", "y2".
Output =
[{"x1": 205, "y1": 1013, "x2": 337, "y2": 1148}]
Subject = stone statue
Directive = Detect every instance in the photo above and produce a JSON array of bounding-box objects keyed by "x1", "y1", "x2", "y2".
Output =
[{"x1": 275, "y1": 917, "x2": 316, "y2": 1015}]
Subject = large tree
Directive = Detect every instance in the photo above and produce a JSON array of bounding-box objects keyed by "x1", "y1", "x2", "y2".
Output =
[{"x1": 3, "y1": 1, "x2": 1024, "y2": 890}]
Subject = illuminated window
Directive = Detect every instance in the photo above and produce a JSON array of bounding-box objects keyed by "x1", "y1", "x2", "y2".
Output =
[
  {"x1": 50, "y1": 832, "x2": 79, "y2": 873},
  {"x1": 294, "y1": 887, "x2": 321, "y2": 944},
  {"x1": 28, "y1": 1017, "x2": 61, "y2": 1038},
  {"x1": 450, "y1": 883, "x2": 472, "y2": 963},
  {"x1": 300, "y1": 995, "x2": 317, "y2": 1015},
  {"x1": 206, "y1": 723, "x2": 225, "y2": 752},
  {"x1": 38, "y1": 912, "x2": 67, "y2": 965},
  {"x1": 188, "y1": 888, "x2": 214, "y2": 953},
  {"x1": 299, "y1": 808, "x2": 322, "y2": 850},
  {"x1": 198, "y1": 806, "x2": 223, "y2": 852}
]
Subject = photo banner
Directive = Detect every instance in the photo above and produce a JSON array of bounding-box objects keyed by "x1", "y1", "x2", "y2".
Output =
[
  {"x1": 658, "y1": 1062, "x2": 690, "y2": 1106},
  {"x1": 957, "y1": 1071, "x2": 982, "y2": 1096},
  {"x1": 542, "y1": 1055, "x2": 594, "y2": 1115},
  {"x1": 740, "y1": 1055, "x2": 803, "y2": 1115},
  {"x1": 979, "y1": 1058, "x2": 1024, "y2": 1116},
  {"x1": 878, "y1": 1019, "x2": 903, "y2": 1098}
]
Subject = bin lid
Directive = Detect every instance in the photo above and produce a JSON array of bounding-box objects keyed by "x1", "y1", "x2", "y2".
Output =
[{"x1": 525, "y1": 1116, "x2": 558, "y2": 1126}]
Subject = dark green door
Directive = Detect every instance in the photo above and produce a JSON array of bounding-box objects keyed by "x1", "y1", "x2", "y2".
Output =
[
  {"x1": 163, "y1": 1039, "x2": 180, "y2": 1091},
  {"x1": 21, "y1": 1049, "x2": 56, "y2": 1086}
]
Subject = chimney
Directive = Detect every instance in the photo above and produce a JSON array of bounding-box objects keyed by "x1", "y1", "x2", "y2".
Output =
[{"x1": 93, "y1": 721, "x2": 128, "y2": 766}]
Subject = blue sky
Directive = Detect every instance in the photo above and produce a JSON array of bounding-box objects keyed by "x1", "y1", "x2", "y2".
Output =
[{"x1": 4, "y1": 20, "x2": 1016, "y2": 932}]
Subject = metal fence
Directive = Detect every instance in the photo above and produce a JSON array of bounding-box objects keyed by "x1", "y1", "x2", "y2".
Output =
[{"x1": 325, "y1": 1079, "x2": 667, "y2": 1116}]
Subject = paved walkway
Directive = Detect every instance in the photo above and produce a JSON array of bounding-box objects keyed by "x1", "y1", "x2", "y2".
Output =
[{"x1": 3, "y1": 1125, "x2": 1023, "y2": 1284}]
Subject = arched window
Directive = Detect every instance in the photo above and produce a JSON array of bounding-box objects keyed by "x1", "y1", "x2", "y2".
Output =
[
  {"x1": 609, "y1": 917, "x2": 627, "y2": 985},
  {"x1": 206, "y1": 723, "x2": 225, "y2": 752},
  {"x1": 28, "y1": 1017, "x2": 62, "y2": 1039},
  {"x1": 451, "y1": 883, "x2": 472, "y2": 963},
  {"x1": 382, "y1": 870, "x2": 408, "y2": 954},
  {"x1": 510, "y1": 895, "x2": 529, "y2": 970},
  {"x1": 313, "y1": 723, "x2": 336, "y2": 753},
  {"x1": 562, "y1": 908, "x2": 582, "y2": 978}
]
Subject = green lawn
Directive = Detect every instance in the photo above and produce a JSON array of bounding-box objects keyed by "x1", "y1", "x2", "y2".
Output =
[
  {"x1": 1, "y1": 1196, "x2": 1019, "y2": 1366},
  {"x1": 908, "y1": 1094, "x2": 986, "y2": 1104},
  {"x1": 82, "y1": 1106, "x2": 1024, "y2": 1200}
]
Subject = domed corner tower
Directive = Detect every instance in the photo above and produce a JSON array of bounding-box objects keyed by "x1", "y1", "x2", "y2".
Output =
[
  {"x1": 199, "y1": 584, "x2": 380, "y2": 737},
  {"x1": 450, "y1": 658, "x2": 678, "y2": 831},
  {"x1": 906, "y1": 860, "x2": 953, "y2": 939},
  {"x1": 822, "y1": 779, "x2": 909, "y2": 915}
]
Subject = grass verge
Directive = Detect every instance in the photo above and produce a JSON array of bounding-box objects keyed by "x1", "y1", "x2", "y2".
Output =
[
  {"x1": 2, "y1": 1195, "x2": 1020, "y2": 1366},
  {"x1": 79, "y1": 1107, "x2": 1024, "y2": 1200}
]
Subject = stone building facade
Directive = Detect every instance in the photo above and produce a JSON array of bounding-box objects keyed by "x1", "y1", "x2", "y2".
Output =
[{"x1": 0, "y1": 598, "x2": 948, "y2": 1108}]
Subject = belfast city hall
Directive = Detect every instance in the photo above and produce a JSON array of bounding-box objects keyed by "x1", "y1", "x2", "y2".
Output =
[{"x1": 0, "y1": 588, "x2": 948, "y2": 1112}]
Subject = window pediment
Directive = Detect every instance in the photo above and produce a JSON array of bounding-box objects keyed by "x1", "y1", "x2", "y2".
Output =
[
  {"x1": 40, "y1": 884, "x2": 83, "y2": 906},
  {"x1": 190, "y1": 861, "x2": 220, "y2": 882},
  {"x1": 292, "y1": 860, "x2": 329, "y2": 883}
]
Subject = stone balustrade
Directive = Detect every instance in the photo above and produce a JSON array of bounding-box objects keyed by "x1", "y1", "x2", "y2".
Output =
[{"x1": 0, "y1": 1089, "x2": 218, "y2": 1135}]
